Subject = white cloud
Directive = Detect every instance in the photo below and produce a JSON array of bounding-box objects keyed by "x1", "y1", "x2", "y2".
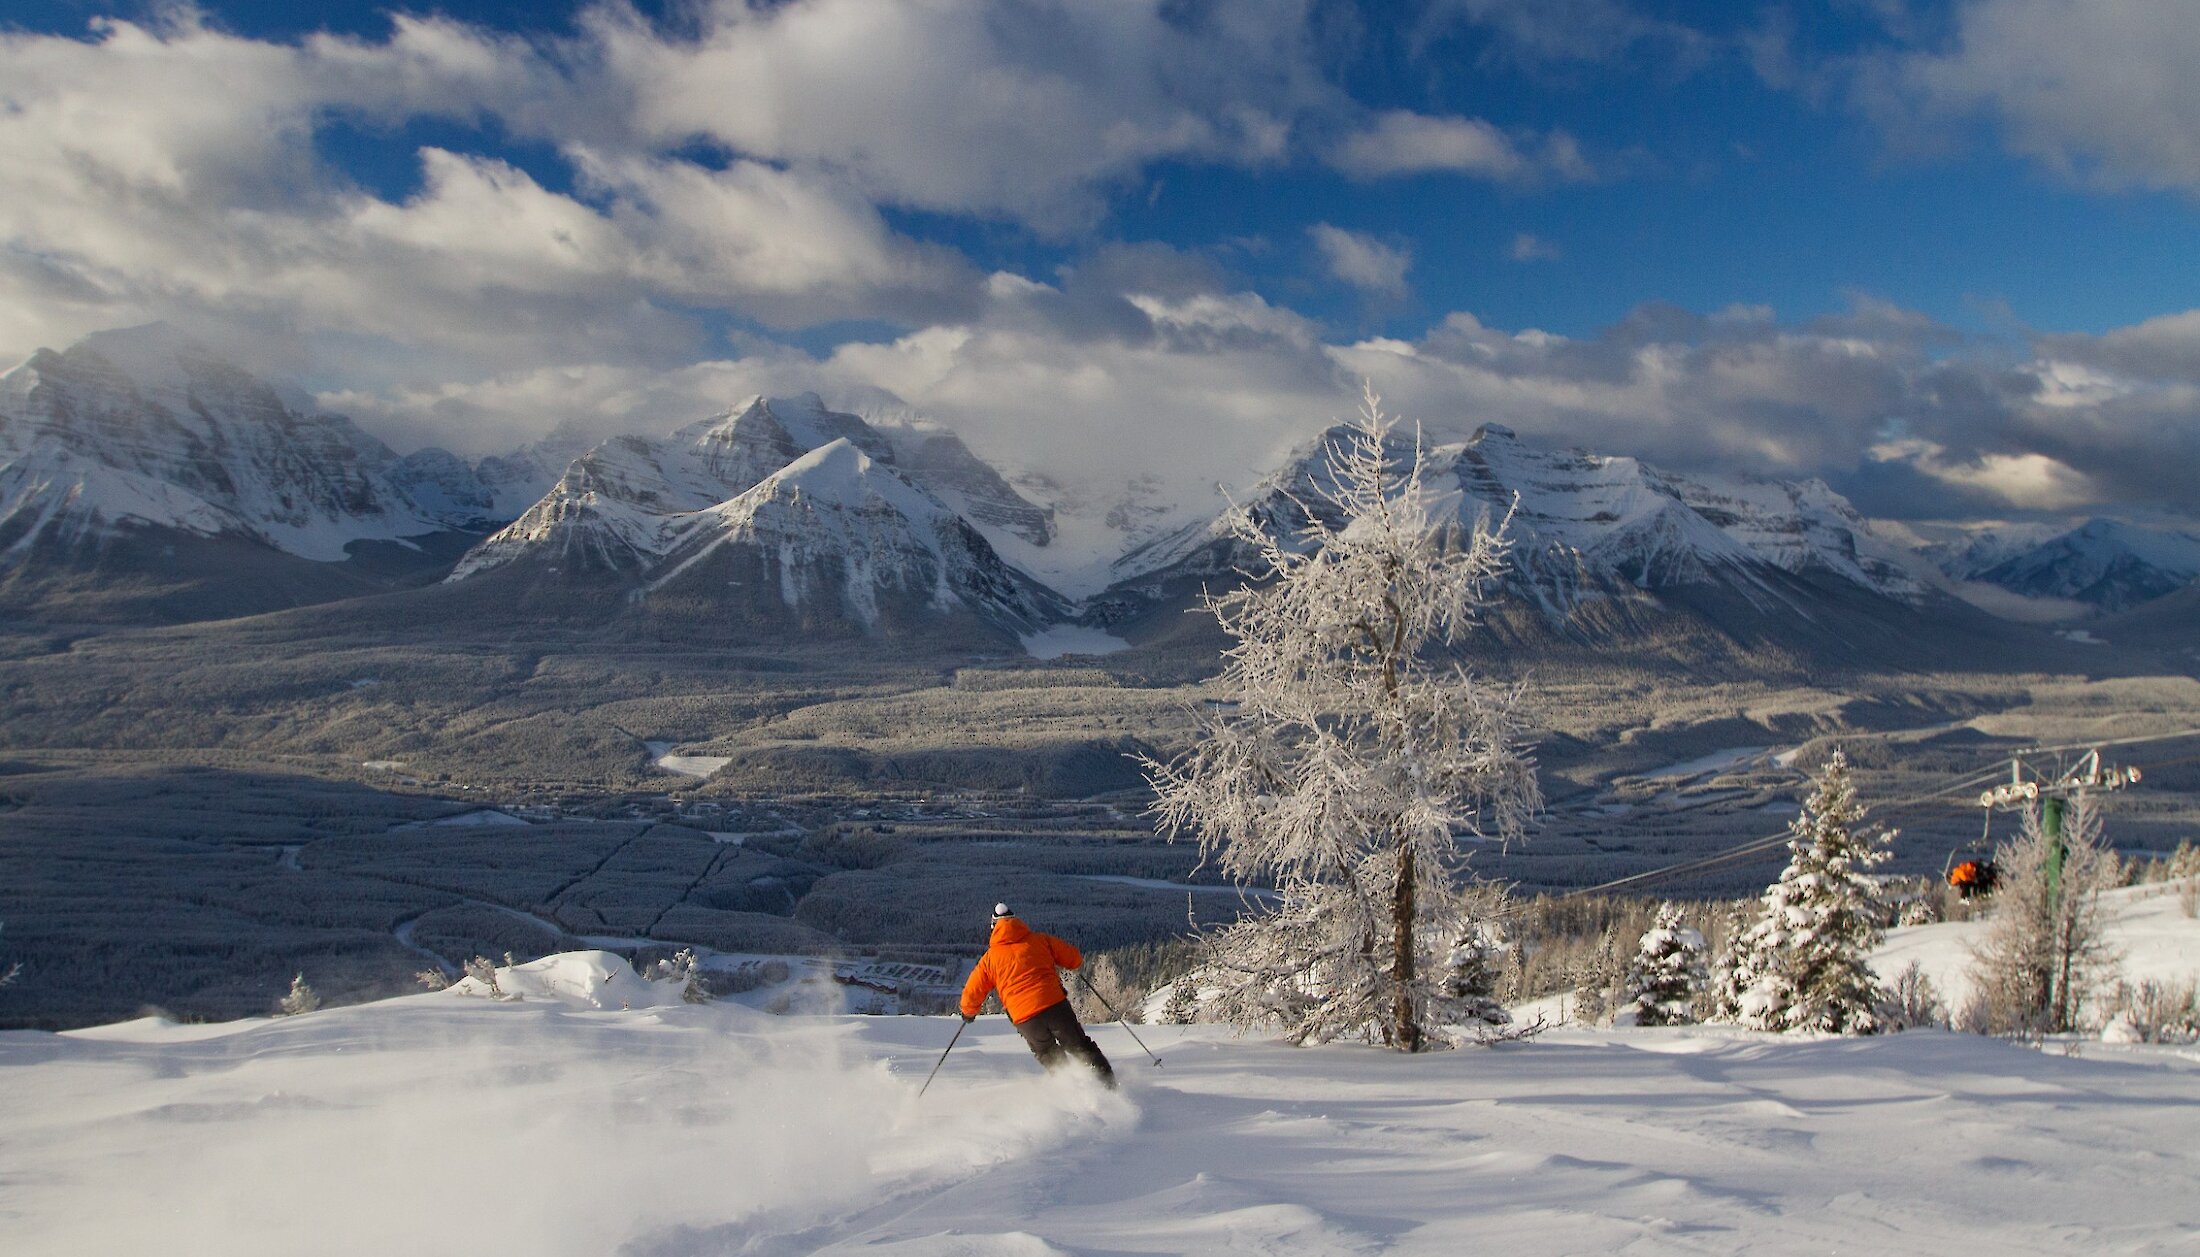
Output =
[
  {"x1": 1309, "y1": 225, "x2": 1411, "y2": 297},
  {"x1": 0, "y1": 12, "x2": 985, "y2": 383},
  {"x1": 1866, "y1": 0, "x2": 2200, "y2": 193},
  {"x1": 294, "y1": 274, "x2": 2200, "y2": 531},
  {"x1": 1509, "y1": 232, "x2": 1561, "y2": 262},
  {"x1": 579, "y1": 0, "x2": 1328, "y2": 230},
  {"x1": 1329, "y1": 111, "x2": 1592, "y2": 182},
  {"x1": 1868, "y1": 438, "x2": 2099, "y2": 511}
]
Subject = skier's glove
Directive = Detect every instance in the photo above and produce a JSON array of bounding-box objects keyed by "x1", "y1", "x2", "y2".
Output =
[{"x1": 960, "y1": 1013, "x2": 976, "y2": 1023}]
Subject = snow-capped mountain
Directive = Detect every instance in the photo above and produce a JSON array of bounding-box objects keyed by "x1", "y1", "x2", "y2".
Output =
[
  {"x1": 1098, "y1": 422, "x2": 1930, "y2": 627},
  {"x1": 651, "y1": 439, "x2": 1066, "y2": 632},
  {"x1": 453, "y1": 395, "x2": 1064, "y2": 634},
  {"x1": 0, "y1": 324, "x2": 453, "y2": 560},
  {"x1": 454, "y1": 394, "x2": 892, "y2": 579},
  {"x1": 867, "y1": 418, "x2": 1054, "y2": 549},
  {"x1": 1952, "y1": 519, "x2": 2200, "y2": 613}
]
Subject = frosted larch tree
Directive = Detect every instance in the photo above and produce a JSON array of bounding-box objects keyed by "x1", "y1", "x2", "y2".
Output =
[
  {"x1": 1624, "y1": 902, "x2": 1708, "y2": 1026},
  {"x1": 1736, "y1": 751, "x2": 1892, "y2": 1034},
  {"x1": 1144, "y1": 386, "x2": 1540, "y2": 1051},
  {"x1": 1968, "y1": 793, "x2": 2121, "y2": 1035}
]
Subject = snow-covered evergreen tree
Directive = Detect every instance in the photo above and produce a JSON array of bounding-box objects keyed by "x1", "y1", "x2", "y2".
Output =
[
  {"x1": 1160, "y1": 974, "x2": 1201, "y2": 1025},
  {"x1": 1440, "y1": 919, "x2": 1511, "y2": 1030},
  {"x1": 1968, "y1": 793, "x2": 2121, "y2": 1035},
  {"x1": 1145, "y1": 387, "x2": 1541, "y2": 1051},
  {"x1": 277, "y1": 973, "x2": 321, "y2": 1016},
  {"x1": 644, "y1": 948, "x2": 710, "y2": 1004},
  {"x1": 1624, "y1": 902, "x2": 1707, "y2": 1026},
  {"x1": 1706, "y1": 901, "x2": 1754, "y2": 1023},
  {"x1": 1570, "y1": 927, "x2": 1624, "y2": 1025},
  {"x1": 1735, "y1": 751, "x2": 1892, "y2": 1034}
]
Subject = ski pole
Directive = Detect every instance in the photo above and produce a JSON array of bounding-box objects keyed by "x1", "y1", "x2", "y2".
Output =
[
  {"x1": 1078, "y1": 972, "x2": 1162, "y2": 1067},
  {"x1": 917, "y1": 1017, "x2": 968, "y2": 1097}
]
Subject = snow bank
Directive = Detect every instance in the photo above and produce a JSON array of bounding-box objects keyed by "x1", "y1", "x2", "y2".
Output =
[
  {"x1": 6, "y1": 993, "x2": 2199, "y2": 1255},
  {"x1": 444, "y1": 950, "x2": 687, "y2": 1009},
  {"x1": 645, "y1": 740, "x2": 732, "y2": 778},
  {"x1": 1020, "y1": 624, "x2": 1130, "y2": 659},
  {"x1": 0, "y1": 997, "x2": 1130, "y2": 1257}
]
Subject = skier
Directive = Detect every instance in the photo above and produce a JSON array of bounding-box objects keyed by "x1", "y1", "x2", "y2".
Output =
[{"x1": 960, "y1": 903, "x2": 1116, "y2": 1088}]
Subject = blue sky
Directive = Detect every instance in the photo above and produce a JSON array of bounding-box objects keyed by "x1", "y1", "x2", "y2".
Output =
[{"x1": 1, "y1": 0, "x2": 2196, "y2": 524}]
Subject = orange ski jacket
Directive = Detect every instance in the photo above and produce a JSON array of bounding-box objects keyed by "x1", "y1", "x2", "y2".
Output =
[{"x1": 960, "y1": 917, "x2": 1082, "y2": 1022}]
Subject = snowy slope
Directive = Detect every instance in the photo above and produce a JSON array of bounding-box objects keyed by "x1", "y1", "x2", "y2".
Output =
[
  {"x1": 0, "y1": 325, "x2": 455, "y2": 560},
  {"x1": 1873, "y1": 880, "x2": 2200, "y2": 1015},
  {"x1": 3, "y1": 945, "x2": 2195, "y2": 1256},
  {"x1": 869, "y1": 416, "x2": 1055, "y2": 549}
]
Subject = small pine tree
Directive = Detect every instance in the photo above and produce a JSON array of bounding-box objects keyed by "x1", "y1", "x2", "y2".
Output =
[
  {"x1": 1161, "y1": 974, "x2": 1201, "y2": 1025},
  {"x1": 1571, "y1": 928, "x2": 1623, "y2": 1025},
  {"x1": 1439, "y1": 922, "x2": 1511, "y2": 1029},
  {"x1": 1623, "y1": 903, "x2": 1708, "y2": 1026},
  {"x1": 1735, "y1": 751, "x2": 1893, "y2": 1034},
  {"x1": 645, "y1": 948, "x2": 711, "y2": 1003},
  {"x1": 462, "y1": 955, "x2": 509, "y2": 999},
  {"x1": 277, "y1": 973, "x2": 321, "y2": 1016},
  {"x1": 1968, "y1": 793, "x2": 2121, "y2": 1035},
  {"x1": 1706, "y1": 901, "x2": 1754, "y2": 1023}
]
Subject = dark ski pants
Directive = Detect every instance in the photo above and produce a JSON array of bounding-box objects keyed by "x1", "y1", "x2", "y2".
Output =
[{"x1": 1013, "y1": 999, "x2": 1116, "y2": 1088}]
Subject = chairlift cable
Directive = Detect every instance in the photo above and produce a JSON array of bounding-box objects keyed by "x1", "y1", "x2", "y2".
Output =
[{"x1": 1537, "y1": 752, "x2": 2080, "y2": 904}]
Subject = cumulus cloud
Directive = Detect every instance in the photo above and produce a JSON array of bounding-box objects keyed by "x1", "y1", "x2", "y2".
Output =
[
  {"x1": 1862, "y1": 0, "x2": 2200, "y2": 193},
  {"x1": 288, "y1": 252, "x2": 2200, "y2": 535},
  {"x1": 1329, "y1": 110, "x2": 1593, "y2": 181},
  {"x1": 0, "y1": 1, "x2": 2192, "y2": 539},
  {"x1": 1867, "y1": 438, "x2": 2099, "y2": 511},
  {"x1": 1309, "y1": 225, "x2": 1411, "y2": 297},
  {"x1": 0, "y1": 10, "x2": 986, "y2": 384},
  {"x1": 577, "y1": 0, "x2": 1330, "y2": 231},
  {"x1": 2038, "y1": 309, "x2": 2200, "y2": 381},
  {"x1": 1314, "y1": 299, "x2": 2200, "y2": 523}
]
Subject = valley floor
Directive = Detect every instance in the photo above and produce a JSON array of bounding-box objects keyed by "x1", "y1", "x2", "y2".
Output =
[{"x1": 3, "y1": 980, "x2": 2195, "y2": 1256}]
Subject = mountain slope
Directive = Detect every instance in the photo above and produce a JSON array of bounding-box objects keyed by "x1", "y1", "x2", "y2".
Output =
[
  {"x1": 1091, "y1": 422, "x2": 1974, "y2": 665},
  {"x1": 453, "y1": 399, "x2": 1066, "y2": 636},
  {"x1": 0, "y1": 325, "x2": 445, "y2": 559},
  {"x1": 1970, "y1": 519, "x2": 2200, "y2": 612},
  {"x1": 0, "y1": 325, "x2": 489, "y2": 620},
  {"x1": 649, "y1": 439, "x2": 1065, "y2": 633}
]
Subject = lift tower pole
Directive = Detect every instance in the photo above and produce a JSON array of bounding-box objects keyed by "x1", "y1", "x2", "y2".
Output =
[{"x1": 1979, "y1": 749, "x2": 2141, "y2": 918}]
